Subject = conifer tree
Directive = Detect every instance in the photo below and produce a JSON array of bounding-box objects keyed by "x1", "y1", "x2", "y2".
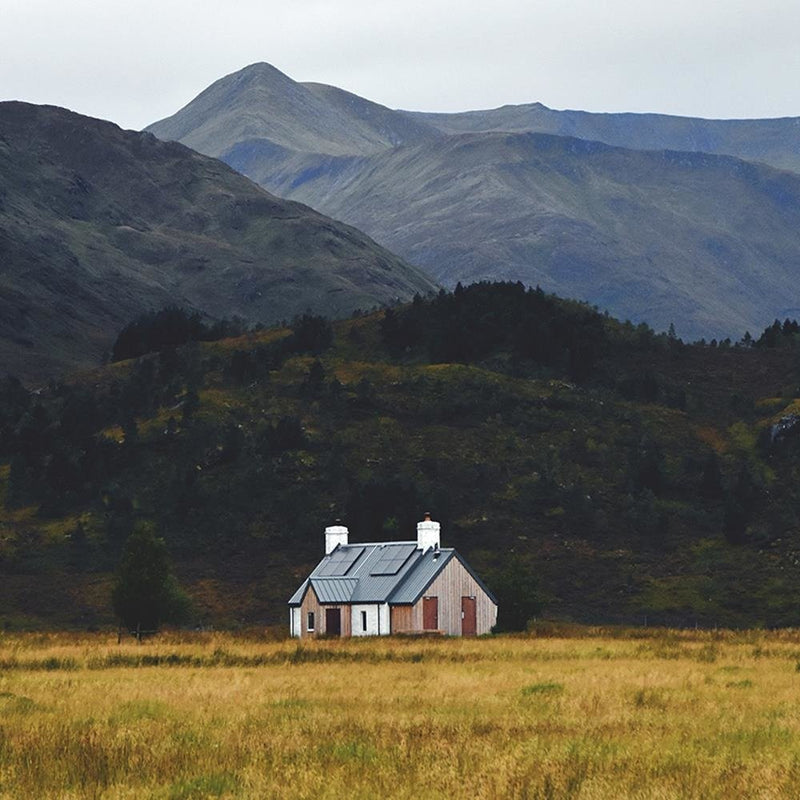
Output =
[{"x1": 111, "y1": 523, "x2": 187, "y2": 639}]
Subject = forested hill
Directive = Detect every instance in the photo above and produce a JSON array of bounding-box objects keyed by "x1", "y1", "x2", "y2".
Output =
[{"x1": 3, "y1": 282, "x2": 800, "y2": 630}]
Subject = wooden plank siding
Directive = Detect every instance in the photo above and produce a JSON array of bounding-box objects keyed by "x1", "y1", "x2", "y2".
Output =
[
  {"x1": 297, "y1": 585, "x2": 352, "y2": 638},
  {"x1": 394, "y1": 556, "x2": 497, "y2": 635},
  {"x1": 390, "y1": 605, "x2": 413, "y2": 633}
]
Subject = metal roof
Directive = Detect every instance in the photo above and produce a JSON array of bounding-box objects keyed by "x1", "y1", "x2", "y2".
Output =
[
  {"x1": 349, "y1": 543, "x2": 424, "y2": 602},
  {"x1": 387, "y1": 549, "x2": 455, "y2": 604},
  {"x1": 287, "y1": 578, "x2": 309, "y2": 606},
  {"x1": 310, "y1": 577, "x2": 358, "y2": 604},
  {"x1": 288, "y1": 540, "x2": 496, "y2": 607}
]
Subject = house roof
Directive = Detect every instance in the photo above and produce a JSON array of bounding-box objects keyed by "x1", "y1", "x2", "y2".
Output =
[
  {"x1": 310, "y1": 577, "x2": 359, "y2": 604},
  {"x1": 387, "y1": 548, "x2": 456, "y2": 603},
  {"x1": 288, "y1": 540, "x2": 497, "y2": 606}
]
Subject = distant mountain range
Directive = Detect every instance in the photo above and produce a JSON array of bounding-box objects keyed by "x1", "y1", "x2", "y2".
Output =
[
  {"x1": 409, "y1": 104, "x2": 800, "y2": 175},
  {"x1": 148, "y1": 63, "x2": 800, "y2": 340},
  {"x1": 0, "y1": 101, "x2": 435, "y2": 382}
]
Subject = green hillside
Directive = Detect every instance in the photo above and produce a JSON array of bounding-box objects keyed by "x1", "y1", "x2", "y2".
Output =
[{"x1": 2, "y1": 283, "x2": 800, "y2": 630}]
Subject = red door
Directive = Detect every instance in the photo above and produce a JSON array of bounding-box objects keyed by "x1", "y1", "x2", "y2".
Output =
[
  {"x1": 325, "y1": 608, "x2": 342, "y2": 636},
  {"x1": 423, "y1": 597, "x2": 438, "y2": 630},
  {"x1": 461, "y1": 596, "x2": 477, "y2": 636}
]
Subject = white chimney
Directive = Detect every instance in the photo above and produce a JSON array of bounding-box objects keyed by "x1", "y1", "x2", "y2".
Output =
[
  {"x1": 416, "y1": 512, "x2": 440, "y2": 550},
  {"x1": 325, "y1": 523, "x2": 349, "y2": 554}
]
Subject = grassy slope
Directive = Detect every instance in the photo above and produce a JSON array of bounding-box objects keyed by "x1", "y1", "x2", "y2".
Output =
[{"x1": 2, "y1": 288, "x2": 800, "y2": 631}]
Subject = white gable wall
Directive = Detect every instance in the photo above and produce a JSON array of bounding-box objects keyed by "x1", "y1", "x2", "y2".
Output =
[
  {"x1": 379, "y1": 603, "x2": 390, "y2": 635},
  {"x1": 289, "y1": 606, "x2": 301, "y2": 638},
  {"x1": 351, "y1": 604, "x2": 374, "y2": 636},
  {"x1": 350, "y1": 604, "x2": 389, "y2": 636}
]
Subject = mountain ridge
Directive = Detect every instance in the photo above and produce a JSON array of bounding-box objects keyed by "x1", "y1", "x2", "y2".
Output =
[
  {"x1": 406, "y1": 102, "x2": 800, "y2": 173},
  {"x1": 148, "y1": 62, "x2": 800, "y2": 172},
  {"x1": 147, "y1": 62, "x2": 441, "y2": 159}
]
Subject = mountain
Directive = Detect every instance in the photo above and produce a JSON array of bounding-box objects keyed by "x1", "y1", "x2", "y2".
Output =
[
  {"x1": 0, "y1": 101, "x2": 436, "y2": 382},
  {"x1": 267, "y1": 132, "x2": 800, "y2": 340},
  {"x1": 4, "y1": 283, "x2": 800, "y2": 630},
  {"x1": 407, "y1": 104, "x2": 800, "y2": 175},
  {"x1": 146, "y1": 64, "x2": 800, "y2": 340}
]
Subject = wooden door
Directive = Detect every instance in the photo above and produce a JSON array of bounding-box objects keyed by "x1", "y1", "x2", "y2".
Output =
[
  {"x1": 423, "y1": 596, "x2": 438, "y2": 630},
  {"x1": 325, "y1": 607, "x2": 341, "y2": 636},
  {"x1": 461, "y1": 596, "x2": 477, "y2": 636}
]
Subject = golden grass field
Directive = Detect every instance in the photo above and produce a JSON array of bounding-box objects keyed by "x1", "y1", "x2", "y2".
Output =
[{"x1": 2, "y1": 627, "x2": 800, "y2": 799}]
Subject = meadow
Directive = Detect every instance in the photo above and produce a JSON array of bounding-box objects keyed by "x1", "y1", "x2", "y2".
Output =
[{"x1": 1, "y1": 627, "x2": 800, "y2": 799}]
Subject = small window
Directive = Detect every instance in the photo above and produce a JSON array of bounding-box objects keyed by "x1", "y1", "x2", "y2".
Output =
[
  {"x1": 307, "y1": 611, "x2": 315, "y2": 631},
  {"x1": 361, "y1": 610, "x2": 368, "y2": 632}
]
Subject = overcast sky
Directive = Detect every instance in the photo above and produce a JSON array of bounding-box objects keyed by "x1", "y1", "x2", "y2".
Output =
[{"x1": 3, "y1": 0, "x2": 800, "y2": 131}]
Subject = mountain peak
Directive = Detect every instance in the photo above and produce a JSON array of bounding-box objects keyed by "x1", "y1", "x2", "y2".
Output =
[
  {"x1": 226, "y1": 61, "x2": 296, "y2": 88},
  {"x1": 238, "y1": 61, "x2": 285, "y2": 74},
  {"x1": 146, "y1": 63, "x2": 439, "y2": 159}
]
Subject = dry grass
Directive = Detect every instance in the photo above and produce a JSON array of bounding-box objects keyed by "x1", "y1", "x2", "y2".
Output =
[{"x1": 2, "y1": 628, "x2": 800, "y2": 798}]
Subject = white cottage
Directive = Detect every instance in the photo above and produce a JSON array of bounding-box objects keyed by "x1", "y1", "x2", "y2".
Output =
[{"x1": 288, "y1": 515, "x2": 498, "y2": 637}]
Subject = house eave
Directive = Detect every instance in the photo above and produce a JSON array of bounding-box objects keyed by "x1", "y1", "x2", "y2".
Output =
[{"x1": 287, "y1": 578, "x2": 310, "y2": 606}]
